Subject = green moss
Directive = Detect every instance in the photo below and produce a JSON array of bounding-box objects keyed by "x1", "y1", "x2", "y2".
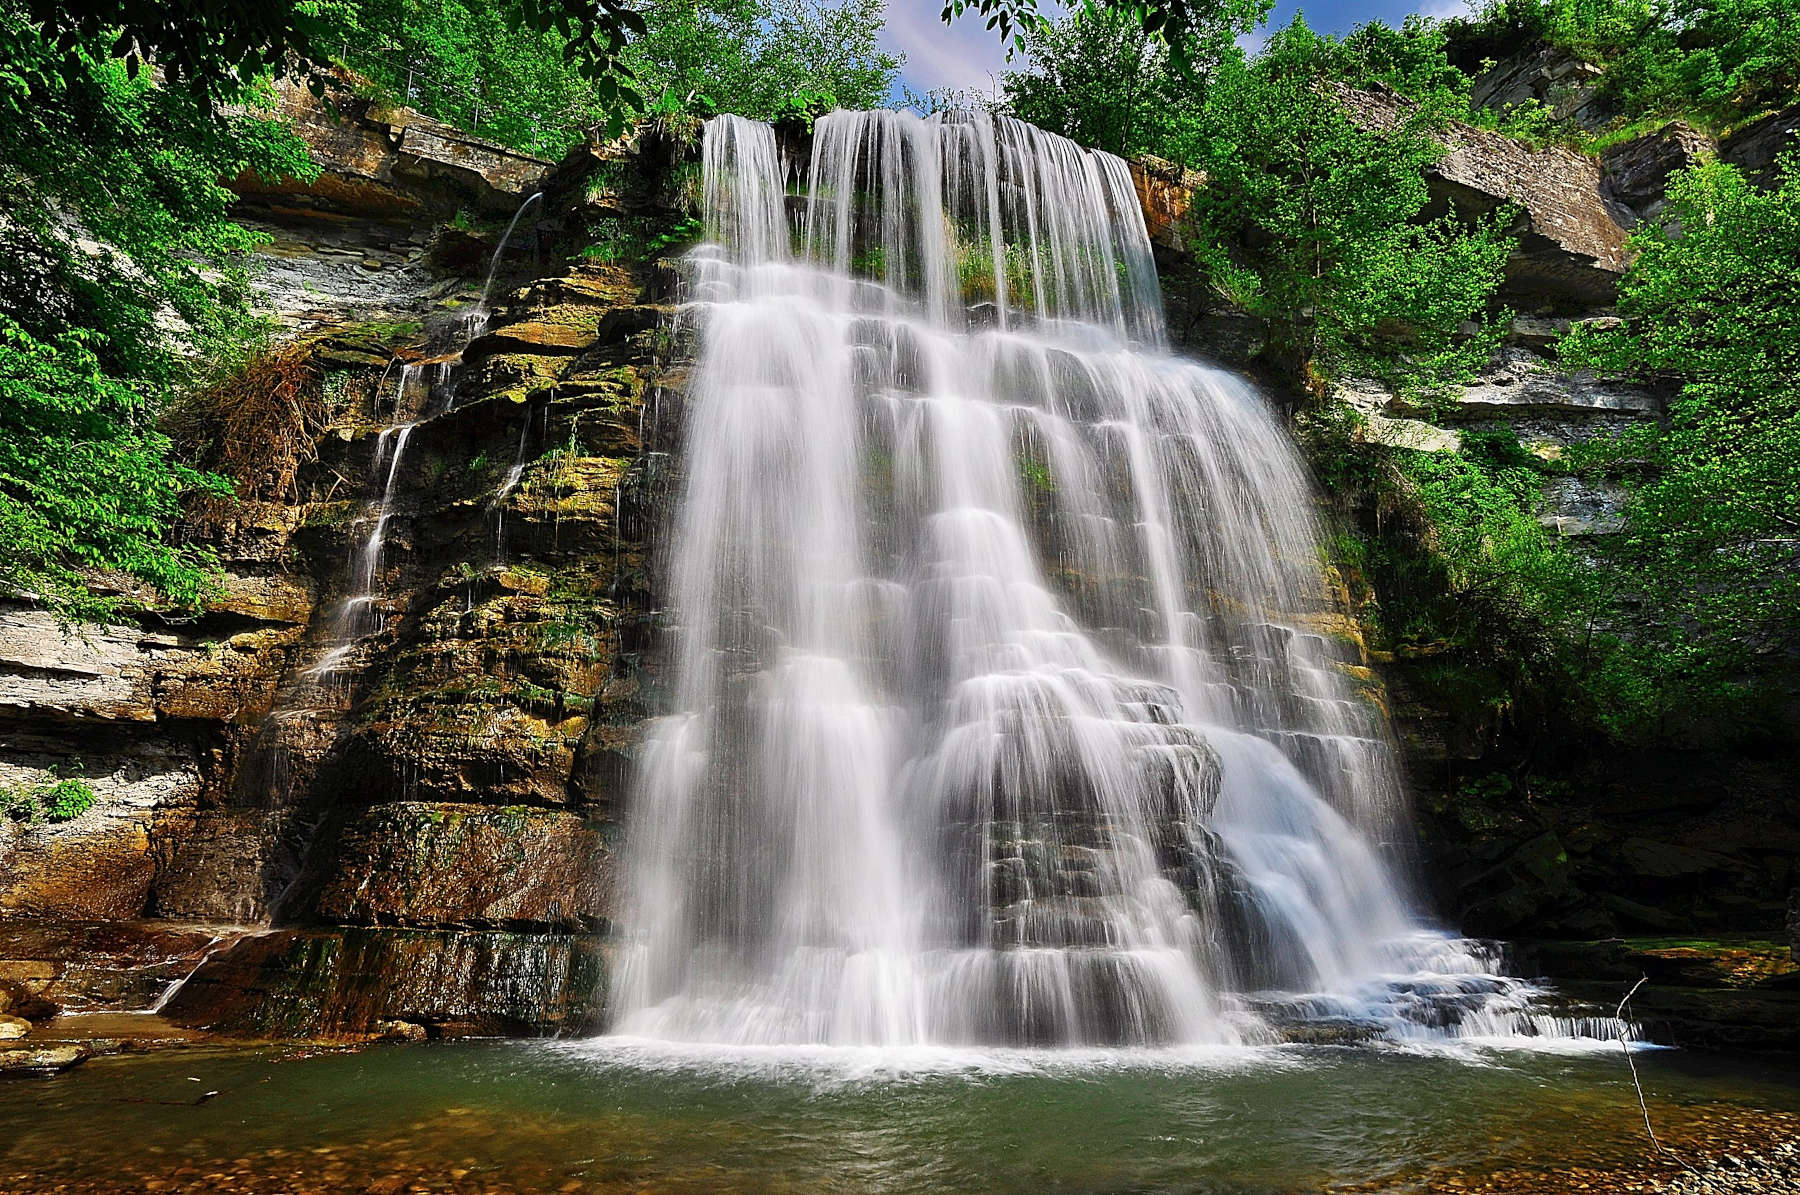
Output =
[{"x1": 302, "y1": 501, "x2": 358, "y2": 528}]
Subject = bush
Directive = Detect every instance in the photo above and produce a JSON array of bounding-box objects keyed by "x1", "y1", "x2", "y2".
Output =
[{"x1": 2, "y1": 767, "x2": 98, "y2": 824}]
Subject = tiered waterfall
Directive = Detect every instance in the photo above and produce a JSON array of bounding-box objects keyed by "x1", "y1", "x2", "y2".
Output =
[{"x1": 608, "y1": 111, "x2": 1607, "y2": 1048}]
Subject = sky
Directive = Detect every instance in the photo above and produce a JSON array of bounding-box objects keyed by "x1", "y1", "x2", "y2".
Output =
[{"x1": 881, "y1": 0, "x2": 1475, "y2": 98}]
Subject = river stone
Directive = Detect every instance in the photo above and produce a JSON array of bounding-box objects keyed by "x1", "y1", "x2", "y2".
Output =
[
  {"x1": 0, "y1": 1016, "x2": 29, "y2": 1040},
  {"x1": 0, "y1": 1044, "x2": 88, "y2": 1075}
]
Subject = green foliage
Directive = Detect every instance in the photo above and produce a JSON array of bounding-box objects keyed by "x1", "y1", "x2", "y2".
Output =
[
  {"x1": 1446, "y1": 0, "x2": 1800, "y2": 133},
  {"x1": 13, "y1": 0, "x2": 666, "y2": 124},
  {"x1": 770, "y1": 88, "x2": 840, "y2": 135},
  {"x1": 631, "y1": 0, "x2": 899, "y2": 123},
  {"x1": 10, "y1": 0, "x2": 334, "y2": 103},
  {"x1": 944, "y1": 0, "x2": 1271, "y2": 71},
  {"x1": 1178, "y1": 20, "x2": 1513, "y2": 394},
  {"x1": 1004, "y1": 7, "x2": 1207, "y2": 157},
  {"x1": 323, "y1": 0, "x2": 628, "y2": 154},
  {"x1": 2, "y1": 765, "x2": 97, "y2": 824},
  {"x1": 1560, "y1": 154, "x2": 1800, "y2": 735},
  {"x1": 329, "y1": 0, "x2": 901, "y2": 156},
  {"x1": 1306, "y1": 408, "x2": 1603, "y2": 737},
  {"x1": 1004, "y1": 13, "x2": 1511, "y2": 394},
  {"x1": 0, "y1": 20, "x2": 313, "y2": 624}
]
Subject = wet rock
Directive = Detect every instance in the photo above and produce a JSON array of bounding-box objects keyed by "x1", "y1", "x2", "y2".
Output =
[
  {"x1": 307, "y1": 803, "x2": 613, "y2": 930},
  {"x1": 0, "y1": 980, "x2": 55, "y2": 1023},
  {"x1": 0, "y1": 1016, "x2": 28, "y2": 1039},
  {"x1": 0, "y1": 922, "x2": 233, "y2": 1013},
  {"x1": 0, "y1": 1043, "x2": 89, "y2": 1076},
  {"x1": 161, "y1": 927, "x2": 606, "y2": 1038},
  {"x1": 479, "y1": 320, "x2": 596, "y2": 353},
  {"x1": 1268, "y1": 1017, "x2": 1384, "y2": 1045},
  {"x1": 373, "y1": 1019, "x2": 428, "y2": 1041},
  {"x1": 1788, "y1": 888, "x2": 1799, "y2": 964}
]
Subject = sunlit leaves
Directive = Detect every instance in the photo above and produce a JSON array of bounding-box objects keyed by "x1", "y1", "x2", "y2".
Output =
[
  {"x1": 0, "y1": 25, "x2": 305, "y2": 622},
  {"x1": 1559, "y1": 154, "x2": 1800, "y2": 732}
]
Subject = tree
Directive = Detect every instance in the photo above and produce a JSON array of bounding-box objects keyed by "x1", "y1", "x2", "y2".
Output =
[
  {"x1": 1444, "y1": 0, "x2": 1800, "y2": 132},
  {"x1": 0, "y1": 14, "x2": 314, "y2": 623},
  {"x1": 1560, "y1": 154, "x2": 1800, "y2": 733},
  {"x1": 1178, "y1": 20, "x2": 1512, "y2": 393},
  {"x1": 1003, "y1": 7, "x2": 1201, "y2": 157},
  {"x1": 19, "y1": 0, "x2": 652, "y2": 109},
  {"x1": 944, "y1": 0, "x2": 1268, "y2": 67},
  {"x1": 627, "y1": 0, "x2": 901, "y2": 120},
  {"x1": 324, "y1": 0, "x2": 902, "y2": 156}
]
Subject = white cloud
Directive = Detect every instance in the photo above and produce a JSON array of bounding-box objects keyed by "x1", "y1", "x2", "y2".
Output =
[
  {"x1": 879, "y1": 2, "x2": 1020, "y2": 96},
  {"x1": 1416, "y1": 0, "x2": 1475, "y2": 19}
]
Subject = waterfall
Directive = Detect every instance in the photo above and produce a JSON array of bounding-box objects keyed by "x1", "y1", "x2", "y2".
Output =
[
  {"x1": 466, "y1": 191, "x2": 544, "y2": 345},
  {"x1": 607, "y1": 112, "x2": 1617, "y2": 1049}
]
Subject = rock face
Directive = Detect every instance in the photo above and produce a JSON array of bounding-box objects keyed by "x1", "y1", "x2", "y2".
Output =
[
  {"x1": 1469, "y1": 48, "x2": 1610, "y2": 130},
  {"x1": 0, "y1": 91, "x2": 1788, "y2": 1046},
  {"x1": 1601, "y1": 121, "x2": 1711, "y2": 222},
  {"x1": 232, "y1": 73, "x2": 549, "y2": 222},
  {"x1": 1130, "y1": 156, "x2": 1206, "y2": 259},
  {"x1": 1721, "y1": 104, "x2": 1800, "y2": 185},
  {"x1": 1331, "y1": 83, "x2": 1633, "y2": 306},
  {"x1": 160, "y1": 927, "x2": 605, "y2": 1038},
  {"x1": 0, "y1": 91, "x2": 693, "y2": 1038}
]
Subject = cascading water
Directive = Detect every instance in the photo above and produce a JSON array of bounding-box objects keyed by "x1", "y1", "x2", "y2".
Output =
[{"x1": 609, "y1": 111, "x2": 1621, "y2": 1049}]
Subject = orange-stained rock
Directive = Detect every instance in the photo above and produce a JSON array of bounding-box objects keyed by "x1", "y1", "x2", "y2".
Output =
[{"x1": 1129, "y1": 156, "x2": 1206, "y2": 258}]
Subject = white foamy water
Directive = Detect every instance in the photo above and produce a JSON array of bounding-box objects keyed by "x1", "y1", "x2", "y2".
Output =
[{"x1": 606, "y1": 111, "x2": 1628, "y2": 1050}]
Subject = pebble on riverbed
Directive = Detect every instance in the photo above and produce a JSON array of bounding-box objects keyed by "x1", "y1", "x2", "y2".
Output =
[{"x1": 1657, "y1": 1140, "x2": 1800, "y2": 1193}]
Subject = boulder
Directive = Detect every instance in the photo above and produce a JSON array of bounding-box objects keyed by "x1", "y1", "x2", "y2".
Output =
[
  {"x1": 228, "y1": 73, "x2": 550, "y2": 221},
  {"x1": 1333, "y1": 83, "x2": 1632, "y2": 307},
  {"x1": 0, "y1": 1044, "x2": 89, "y2": 1076},
  {"x1": 1451, "y1": 347, "x2": 1660, "y2": 416}
]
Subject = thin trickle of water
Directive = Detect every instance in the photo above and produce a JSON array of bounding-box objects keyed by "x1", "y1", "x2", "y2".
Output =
[
  {"x1": 492, "y1": 409, "x2": 534, "y2": 559},
  {"x1": 611, "y1": 111, "x2": 1624, "y2": 1049},
  {"x1": 148, "y1": 930, "x2": 263, "y2": 1013},
  {"x1": 465, "y1": 191, "x2": 544, "y2": 344},
  {"x1": 307, "y1": 366, "x2": 421, "y2": 679}
]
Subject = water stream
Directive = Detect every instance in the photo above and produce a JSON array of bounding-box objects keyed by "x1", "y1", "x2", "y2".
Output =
[{"x1": 609, "y1": 111, "x2": 1621, "y2": 1049}]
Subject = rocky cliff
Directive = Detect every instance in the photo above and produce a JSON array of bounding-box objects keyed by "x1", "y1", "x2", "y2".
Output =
[{"x1": 0, "y1": 82, "x2": 697, "y2": 1039}]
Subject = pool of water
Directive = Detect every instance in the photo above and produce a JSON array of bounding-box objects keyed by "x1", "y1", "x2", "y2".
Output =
[{"x1": 3, "y1": 1037, "x2": 1797, "y2": 1192}]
